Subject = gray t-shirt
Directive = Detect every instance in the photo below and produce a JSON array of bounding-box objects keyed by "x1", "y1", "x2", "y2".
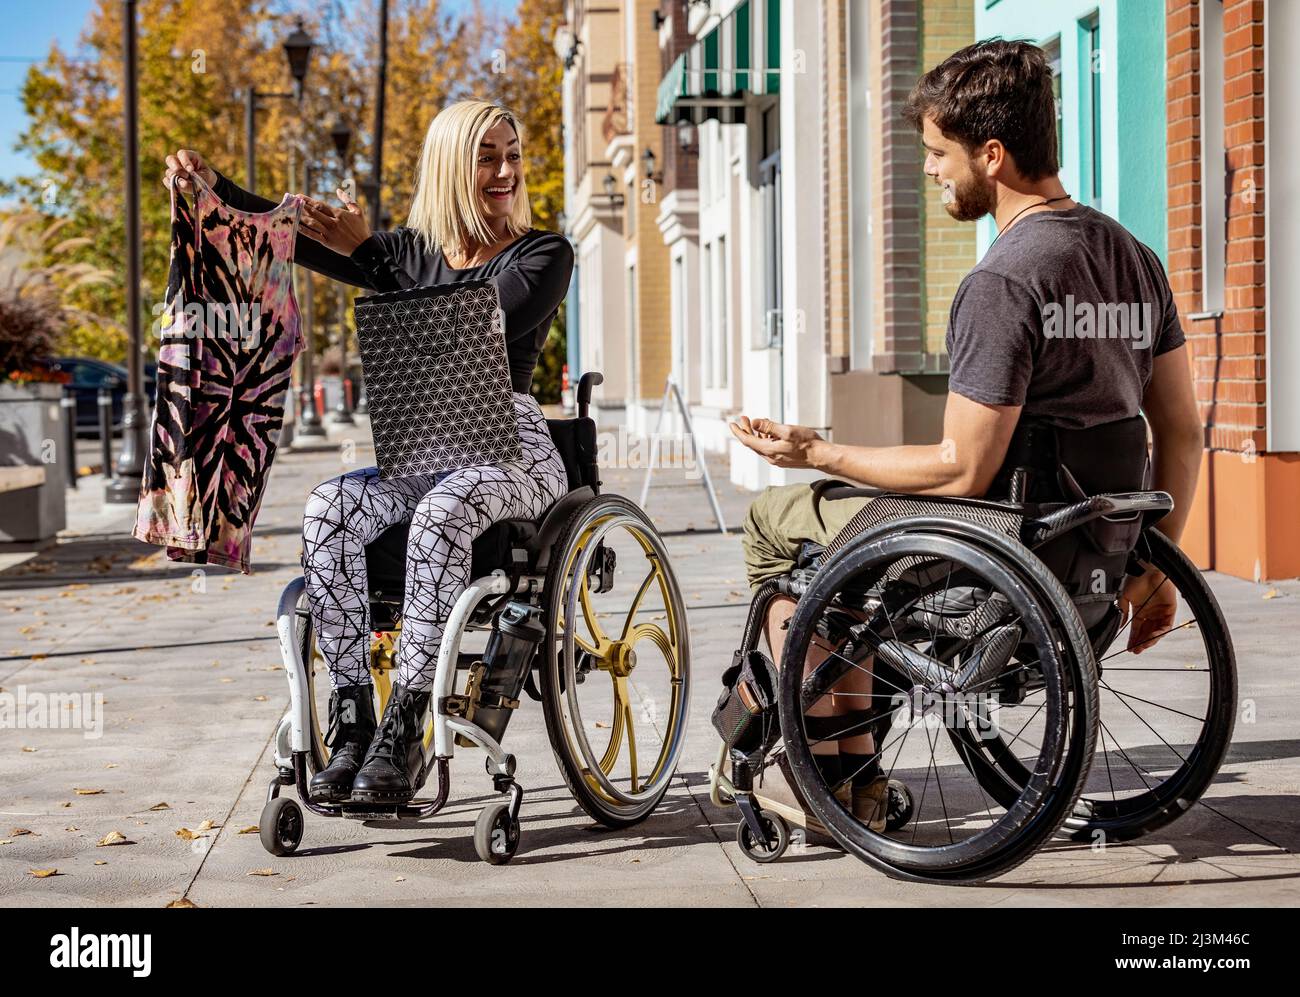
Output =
[{"x1": 945, "y1": 204, "x2": 1185, "y2": 429}]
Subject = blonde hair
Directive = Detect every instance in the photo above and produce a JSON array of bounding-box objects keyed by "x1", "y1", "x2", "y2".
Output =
[{"x1": 406, "y1": 99, "x2": 532, "y2": 259}]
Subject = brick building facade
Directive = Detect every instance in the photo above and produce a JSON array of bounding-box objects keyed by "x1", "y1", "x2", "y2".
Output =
[{"x1": 1169, "y1": 0, "x2": 1300, "y2": 580}]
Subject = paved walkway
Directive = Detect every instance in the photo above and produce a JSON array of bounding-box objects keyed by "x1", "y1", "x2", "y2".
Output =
[{"x1": 2, "y1": 415, "x2": 1298, "y2": 906}]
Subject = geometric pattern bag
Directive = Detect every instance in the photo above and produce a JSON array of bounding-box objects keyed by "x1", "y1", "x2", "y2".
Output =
[{"x1": 353, "y1": 277, "x2": 523, "y2": 479}]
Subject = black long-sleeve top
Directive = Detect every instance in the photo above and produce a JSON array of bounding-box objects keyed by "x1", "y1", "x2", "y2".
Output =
[{"x1": 211, "y1": 170, "x2": 574, "y2": 394}]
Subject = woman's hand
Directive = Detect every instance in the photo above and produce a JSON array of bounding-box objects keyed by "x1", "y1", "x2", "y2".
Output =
[
  {"x1": 163, "y1": 149, "x2": 217, "y2": 193},
  {"x1": 300, "y1": 187, "x2": 372, "y2": 255}
]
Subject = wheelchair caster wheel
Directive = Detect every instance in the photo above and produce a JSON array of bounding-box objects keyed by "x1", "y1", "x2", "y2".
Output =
[
  {"x1": 885, "y1": 780, "x2": 914, "y2": 832},
  {"x1": 736, "y1": 811, "x2": 789, "y2": 863},
  {"x1": 260, "y1": 796, "x2": 304, "y2": 857},
  {"x1": 474, "y1": 801, "x2": 520, "y2": 865}
]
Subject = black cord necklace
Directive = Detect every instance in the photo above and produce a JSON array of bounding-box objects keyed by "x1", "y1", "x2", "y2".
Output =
[{"x1": 992, "y1": 193, "x2": 1072, "y2": 243}]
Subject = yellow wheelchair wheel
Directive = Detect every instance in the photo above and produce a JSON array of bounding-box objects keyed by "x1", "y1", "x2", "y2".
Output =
[{"x1": 539, "y1": 494, "x2": 691, "y2": 828}]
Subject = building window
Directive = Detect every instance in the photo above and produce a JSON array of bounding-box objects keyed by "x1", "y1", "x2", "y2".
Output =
[
  {"x1": 701, "y1": 243, "x2": 713, "y2": 389},
  {"x1": 759, "y1": 103, "x2": 782, "y2": 354},
  {"x1": 1080, "y1": 12, "x2": 1103, "y2": 206},
  {"x1": 714, "y1": 234, "x2": 729, "y2": 390},
  {"x1": 847, "y1": 0, "x2": 873, "y2": 368},
  {"x1": 626, "y1": 263, "x2": 638, "y2": 399}
]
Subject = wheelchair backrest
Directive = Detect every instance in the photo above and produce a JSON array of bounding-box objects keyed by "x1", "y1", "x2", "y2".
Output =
[
  {"x1": 546, "y1": 416, "x2": 601, "y2": 493},
  {"x1": 993, "y1": 414, "x2": 1153, "y2": 628}
]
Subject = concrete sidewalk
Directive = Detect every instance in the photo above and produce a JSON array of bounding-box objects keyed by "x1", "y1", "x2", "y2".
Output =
[{"x1": 2, "y1": 416, "x2": 1298, "y2": 907}]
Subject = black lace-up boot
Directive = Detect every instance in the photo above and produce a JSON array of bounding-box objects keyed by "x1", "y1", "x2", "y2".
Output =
[
  {"x1": 308, "y1": 684, "x2": 377, "y2": 802},
  {"x1": 349, "y1": 682, "x2": 432, "y2": 804}
]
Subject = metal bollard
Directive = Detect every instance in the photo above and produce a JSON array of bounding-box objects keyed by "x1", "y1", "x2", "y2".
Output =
[
  {"x1": 61, "y1": 388, "x2": 78, "y2": 489},
  {"x1": 98, "y1": 387, "x2": 114, "y2": 481}
]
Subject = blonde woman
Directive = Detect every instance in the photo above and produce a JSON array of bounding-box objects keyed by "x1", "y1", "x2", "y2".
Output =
[{"x1": 164, "y1": 99, "x2": 573, "y2": 804}]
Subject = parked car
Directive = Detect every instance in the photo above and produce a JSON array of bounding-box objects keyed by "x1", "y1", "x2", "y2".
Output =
[{"x1": 43, "y1": 357, "x2": 158, "y2": 436}]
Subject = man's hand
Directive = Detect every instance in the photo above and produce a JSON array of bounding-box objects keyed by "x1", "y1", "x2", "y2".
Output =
[
  {"x1": 1118, "y1": 566, "x2": 1178, "y2": 654},
  {"x1": 729, "y1": 416, "x2": 826, "y2": 469}
]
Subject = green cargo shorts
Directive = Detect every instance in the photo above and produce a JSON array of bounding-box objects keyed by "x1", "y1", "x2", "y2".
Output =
[{"x1": 741, "y1": 480, "x2": 873, "y2": 590}]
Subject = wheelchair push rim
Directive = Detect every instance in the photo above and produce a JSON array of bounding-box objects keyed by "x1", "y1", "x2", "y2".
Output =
[
  {"x1": 541, "y1": 494, "x2": 691, "y2": 826},
  {"x1": 778, "y1": 523, "x2": 1099, "y2": 883}
]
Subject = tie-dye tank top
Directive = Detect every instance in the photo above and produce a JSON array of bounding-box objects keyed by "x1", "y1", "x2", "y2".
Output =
[{"x1": 132, "y1": 169, "x2": 305, "y2": 573}]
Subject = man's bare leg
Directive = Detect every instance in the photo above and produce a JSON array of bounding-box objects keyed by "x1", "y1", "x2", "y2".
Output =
[{"x1": 764, "y1": 594, "x2": 874, "y2": 774}]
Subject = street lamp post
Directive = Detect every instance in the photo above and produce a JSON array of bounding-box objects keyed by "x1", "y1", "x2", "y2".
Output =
[
  {"x1": 328, "y1": 119, "x2": 356, "y2": 426},
  {"x1": 244, "y1": 20, "x2": 314, "y2": 191},
  {"x1": 296, "y1": 161, "x2": 326, "y2": 439},
  {"x1": 106, "y1": 0, "x2": 143, "y2": 504}
]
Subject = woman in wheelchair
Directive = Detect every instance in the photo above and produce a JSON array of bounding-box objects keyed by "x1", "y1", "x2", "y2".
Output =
[{"x1": 167, "y1": 99, "x2": 575, "y2": 805}]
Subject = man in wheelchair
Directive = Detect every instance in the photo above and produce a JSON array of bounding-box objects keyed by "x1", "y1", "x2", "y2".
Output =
[{"x1": 729, "y1": 39, "x2": 1203, "y2": 836}]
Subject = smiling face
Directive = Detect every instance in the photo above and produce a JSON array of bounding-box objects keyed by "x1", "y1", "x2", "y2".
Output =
[
  {"x1": 921, "y1": 115, "x2": 994, "y2": 222},
  {"x1": 475, "y1": 119, "x2": 523, "y2": 225}
]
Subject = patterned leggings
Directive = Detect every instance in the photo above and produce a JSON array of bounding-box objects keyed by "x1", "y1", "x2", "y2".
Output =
[{"x1": 301, "y1": 392, "x2": 568, "y2": 692}]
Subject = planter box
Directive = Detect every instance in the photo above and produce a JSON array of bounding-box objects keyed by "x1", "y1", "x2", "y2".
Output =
[{"x1": 0, "y1": 380, "x2": 68, "y2": 541}]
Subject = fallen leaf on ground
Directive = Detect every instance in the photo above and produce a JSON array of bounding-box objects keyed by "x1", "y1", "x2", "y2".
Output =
[
  {"x1": 148, "y1": 802, "x2": 171, "y2": 811},
  {"x1": 11, "y1": 828, "x2": 34, "y2": 836},
  {"x1": 165, "y1": 898, "x2": 197, "y2": 908},
  {"x1": 1263, "y1": 588, "x2": 1280, "y2": 600},
  {"x1": 29, "y1": 868, "x2": 59, "y2": 878},
  {"x1": 21, "y1": 746, "x2": 36, "y2": 753},
  {"x1": 97, "y1": 831, "x2": 133, "y2": 847},
  {"x1": 73, "y1": 788, "x2": 104, "y2": 796},
  {"x1": 247, "y1": 868, "x2": 279, "y2": 877}
]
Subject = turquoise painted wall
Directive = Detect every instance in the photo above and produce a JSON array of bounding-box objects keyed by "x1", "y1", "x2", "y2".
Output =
[{"x1": 973, "y1": 0, "x2": 1167, "y2": 263}]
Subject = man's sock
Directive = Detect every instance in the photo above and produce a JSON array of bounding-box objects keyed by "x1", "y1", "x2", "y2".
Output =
[
  {"x1": 841, "y1": 751, "x2": 882, "y2": 787},
  {"x1": 813, "y1": 750, "x2": 842, "y2": 789}
]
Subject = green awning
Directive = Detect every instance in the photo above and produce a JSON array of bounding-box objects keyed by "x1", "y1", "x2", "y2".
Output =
[{"x1": 655, "y1": 0, "x2": 780, "y2": 126}]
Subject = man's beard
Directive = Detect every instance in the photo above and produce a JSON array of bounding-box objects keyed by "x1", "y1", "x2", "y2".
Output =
[{"x1": 942, "y1": 173, "x2": 994, "y2": 222}]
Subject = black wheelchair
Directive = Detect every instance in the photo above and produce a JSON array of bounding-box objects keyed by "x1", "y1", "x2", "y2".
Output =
[
  {"x1": 710, "y1": 415, "x2": 1236, "y2": 883},
  {"x1": 263, "y1": 373, "x2": 692, "y2": 863}
]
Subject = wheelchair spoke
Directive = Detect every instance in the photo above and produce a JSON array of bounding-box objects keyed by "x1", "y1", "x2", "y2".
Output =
[
  {"x1": 808, "y1": 638, "x2": 914, "y2": 700},
  {"x1": 1098, "y1": 721, "x2": 1118, "y2": 802},
  {"x1": 617, "y1": 564, "x2": 659, "y2": 643},
  {"x1": 1099, "y1": 681, "x2": 1206, "y2": 724},
  {"x1": 923, "y1": 719, "x2": 956, "y2": 845},
  {"x1": 1101, "y1": 681, "x2": 1190, "y2": 769},
  {"x1": 1099, "y1": 619, "x2": 1198, "y2": 663},
  {"x1": 617, "y1": 676, "x2": 639, "y2": 793},
  {"x1": 578, "y1": 575, "x2": 610, "y2": 652},
  {"x1": 1098, "y1": 719, "x2": 1157, "y2": 787}
]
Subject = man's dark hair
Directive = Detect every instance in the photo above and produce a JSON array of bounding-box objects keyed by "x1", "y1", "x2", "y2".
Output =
[{"x1": 903, "y1": 38, "x2": 1059, "y2": 181}]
